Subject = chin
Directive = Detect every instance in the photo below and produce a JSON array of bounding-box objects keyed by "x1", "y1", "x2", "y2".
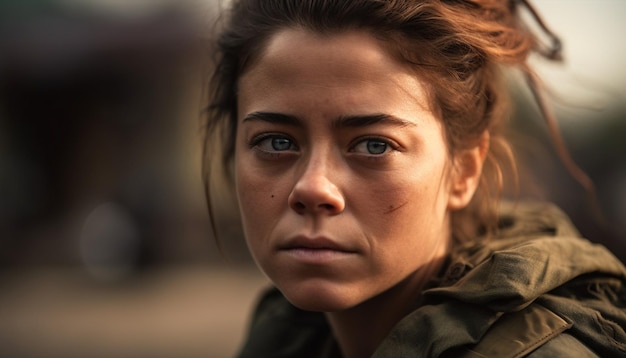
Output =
[{"x1": 279, "y1": 281, "x2": 361, "y2": 312}]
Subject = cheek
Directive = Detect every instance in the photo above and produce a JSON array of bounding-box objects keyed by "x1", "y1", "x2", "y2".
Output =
[
  {"x1": 235, "y1": 169, "x2": 273, "y2": 263},
  {"x1": 235, "y1": 159, "x2": 287, "y2": 234},
  {"x1": 236, "y1": 170, "x2": 267, "y2": 219},
  {"x1": 358, "y1": 167, "x2": 449, "y2": 239}
]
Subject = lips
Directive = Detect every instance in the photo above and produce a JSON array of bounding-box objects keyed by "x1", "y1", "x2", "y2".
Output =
[{"x1": 279, "y1": 235, "x2": 355, "y2": 252}]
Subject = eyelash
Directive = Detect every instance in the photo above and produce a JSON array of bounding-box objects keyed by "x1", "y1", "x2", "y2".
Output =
[
  {"x1": 349, "y1": 136, "x2": 400, "y2": 157},
  {"x1": 249, "y1": 133, "x2": 298, "y2": 157}
]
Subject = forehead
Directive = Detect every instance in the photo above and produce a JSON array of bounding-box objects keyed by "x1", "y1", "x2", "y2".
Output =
[
  {"x1": 251, "y1": 28, "x2": 397, "y2": 76},
  {"x1": 237, "y1": 28, "x2": 433, "y2": 118}
]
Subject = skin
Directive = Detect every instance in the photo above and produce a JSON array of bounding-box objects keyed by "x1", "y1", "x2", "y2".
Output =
[{"x1": 235, "y1": 28, "x2": 485, "y2": 358}]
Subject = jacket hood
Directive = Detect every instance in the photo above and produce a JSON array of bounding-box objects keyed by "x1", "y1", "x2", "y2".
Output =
[
  {"x1": 373, "y1": 201, "x2": 626, "y2": 357},
  {"x1": 428, "y1": 202, "x2": 625, "y2": 311}
]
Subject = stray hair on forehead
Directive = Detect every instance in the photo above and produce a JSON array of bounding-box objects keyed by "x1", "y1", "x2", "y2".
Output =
[{"x1": 203, "y1": 0, "x2": 595, "y2": 245}]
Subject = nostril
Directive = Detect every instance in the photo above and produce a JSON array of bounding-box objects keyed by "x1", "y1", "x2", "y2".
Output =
[{"x1": 294, "y1": 202, "x2": 306, "y2": 211}]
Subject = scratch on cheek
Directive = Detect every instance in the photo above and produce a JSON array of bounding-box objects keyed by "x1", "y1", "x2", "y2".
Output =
[{"x1": 383, "y1": 201, "x2": 409, "y2": 214}]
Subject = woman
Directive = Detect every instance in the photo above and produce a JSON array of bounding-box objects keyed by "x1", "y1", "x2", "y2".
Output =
[{"x1": 204, "y1": 1, "x2": 626, "y2": 357}]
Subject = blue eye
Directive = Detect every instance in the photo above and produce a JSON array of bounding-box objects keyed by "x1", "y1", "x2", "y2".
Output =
[
  {"x1": 352, "y1": 138, "x2": 390, "y2": 155},
  {"x1": 366, "y1": 140, "x2": 388, "y2": 154},
  {"x1": 252, "y1": 134, "x2": 297, "y2": 152},
  {"x1": 271, "y1": 137, "x2": 292, "y2": 151}
]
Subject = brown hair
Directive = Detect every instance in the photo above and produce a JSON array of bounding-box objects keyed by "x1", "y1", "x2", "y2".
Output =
[{"x1": 203, "y1": 0, "x2": 570, "y2": 243}]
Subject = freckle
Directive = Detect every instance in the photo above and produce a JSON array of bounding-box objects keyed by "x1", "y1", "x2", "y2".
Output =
[{"x1": 271, "y1": 195, "x2": 275, "y2": 198}]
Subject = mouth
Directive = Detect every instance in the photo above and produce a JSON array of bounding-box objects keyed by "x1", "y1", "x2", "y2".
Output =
[
  {"x1": 279, "y1": 235, "x2": 354, "y2": 252},
  {"x1": 278, "y1": 236, "x2": 357, "y2": 263}
]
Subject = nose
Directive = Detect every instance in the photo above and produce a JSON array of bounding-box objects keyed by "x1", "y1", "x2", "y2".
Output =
[{"x1": 288, "y1": 161, "x2": 345, "y2": 216}]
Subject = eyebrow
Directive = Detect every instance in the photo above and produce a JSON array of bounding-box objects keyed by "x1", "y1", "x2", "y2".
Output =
[
  {"x1": 242, "y1": 112, "x2": 301, "y2": 126},
  {"x1": 333, "y1": 114, "x2": 417, "y2": 129},
  {"x1": 242, "y1": 111, "x2": 416, "y2": 129}
]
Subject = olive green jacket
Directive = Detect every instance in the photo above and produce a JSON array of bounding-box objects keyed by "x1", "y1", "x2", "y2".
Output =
[{"x1": 237, "y1": 203, "x2": 626, "y2": 357}]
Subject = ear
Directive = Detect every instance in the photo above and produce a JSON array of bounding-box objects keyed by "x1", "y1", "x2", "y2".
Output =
[{"x1": 447, "y1": 131, "x2": 489, "y2": 210}]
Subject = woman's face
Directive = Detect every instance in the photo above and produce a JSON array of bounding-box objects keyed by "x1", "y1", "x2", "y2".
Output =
[{"x1": 235, "y1": 29, "x2": 457, "y2": 311}]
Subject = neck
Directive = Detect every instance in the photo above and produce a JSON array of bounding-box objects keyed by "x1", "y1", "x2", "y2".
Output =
[{"x1": 325, "y1": 255, "x2": 446, "y2": 358}]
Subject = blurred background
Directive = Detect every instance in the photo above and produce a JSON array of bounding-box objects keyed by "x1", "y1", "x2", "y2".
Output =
[{"x1": 0, "y1": 0, "x2": 624, "y2": 357}]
